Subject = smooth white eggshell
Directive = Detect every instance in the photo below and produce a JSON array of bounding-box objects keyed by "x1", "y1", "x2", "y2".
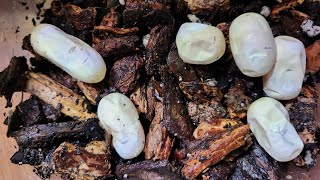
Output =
[
  {"x1": 31, "y1": 24, "x2": 106, "y2": 83},
  {"x1": 176, "y1": 22, "x2": 226, "y2": 65},
  {"x1": 97, "y1": 93, "x2": 145, "y2": 159},
  {"x1": 263, "y1": 36, "x2": 306, "y2": 100},
  {"x1": 230, "y1": 13, "x2": 276, "y2": 77},
  {"x1": 247, "y1": 97, "x2": 304, "y2": 162}
]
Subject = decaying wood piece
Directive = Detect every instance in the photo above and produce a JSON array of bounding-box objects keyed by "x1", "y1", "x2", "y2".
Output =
[
  {"x1": 64, "y1": 4, "x2": 97, "y2": 30},
  {"x1": 52, "y1": 141, "x2": 111, "y2": 179},
  {"x1": 122, "y1": 0, "x2": 174, "y2": 27},
  {"x1": 181, "y1": 125, "x2": 251, "y2": 179},
  {"x1": 25, "y1": 72, "x2": 96, "y2": 120},
  {"x1": 167, "y1": 44, "x2": 199, "y2": 82},
  {"x1": 77, "y1": 81, "x2": 99, "y2": 104},
  {"x1": 116, "y1": 160, "x2": 182, "y2": 180},
  {"x1": 286, "y1": 85, "x2": 319, "y2": 167},
  {"x1": 0, "y1": 57, "x2": 28, "y2": 106},
  {"x1": 145, "y1": 102, "x2": 174, "y2": 160},
  {"x1": 130, "y1": 85, "x2": 148, "y2": 114},
  {"x1": 187, "y1": 101, "x2": 227, "y2": 125},
  {"x1": 230, "y1": 142, "x2": 286, "y2": 180},
  {"x1": 99, "y1": 9, "x2": 120, "y2": 27},
  {"x1": 202, "y1": 161, "x2": 236, "y2": 180},
  {"x1": 179, "y1": 81, "x2": 223, "y2": 103},
  {"x1": 162, "y1": 70, "x2": 194, "y2": 142},
  {"x1": 270, "y1": 0, "x2": 303, "y2": 19},
  {"x1": 145, "y1": 25, "x2": 172, "y2": 75},
  {"x1": 225, "y1": 79, "x2": 252, "y2": 119},
  {"x1": 193, "y1": 119, "x2": 241, "y2": 139},
  {"x1": 11, "y1": 119, "x2": 104, "y2": 148},
  {"x1": 109, "y1": 55, "x2": 143, "y2": 94},
  {"x1": 185, "y1": 0, "x2": 230, "y2": 14},
  {"x1": 93, "y1": 35, "x2": 139, "y2": 58},
  {"x1": 306, "y1": 40, "x2": 320, "y2": 74}
]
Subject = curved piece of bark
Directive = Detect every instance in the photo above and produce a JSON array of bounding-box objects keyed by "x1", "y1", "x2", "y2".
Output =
[
  {"x1": 77, "y1": 81, "x2": 99, "y2": 105},
  {"x1": 25, "y1": 72, "x2": 96, "y2": 120},
  {"x1": 52, "y1": 141, "x2": 111, "y2": 179},
  {"x1": 193, "y1": 119, "x2": 240, "y2": 139},
  {"x1": 0, "y1": 56, "x2": 28, "y2": 106},
  {"x1": 11, "y1": 119, "x2": 104, "y2": 148},
  {"x1": 181, "y1": 125, "x2": 251, "y2": 179},
  {"x1": 162, "y1": 70, "x2": 193, "y2": 142},
  {"x1": 145, "y1": 102, "x2": 174, "y2": 160},
  {"x1": 185, "y1": 0, "x2": 230, "y2": 14}
]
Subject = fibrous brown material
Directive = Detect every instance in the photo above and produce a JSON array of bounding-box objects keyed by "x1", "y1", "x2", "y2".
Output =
[
  {"x1": 270, "y1": 0, "x2": 303, "y2": 19},
  {"x1": 145, "y1": 25, "x2": 172, "y2": 75},
  {"x1": 109, "y1": 55, "x2": 143, "y2": 94},
  {"x1": 193, "y1": 119, "x2": 240, "y2": 139},
  {"x1": 145, "y1": 102, "x2": 174, "y2": 160},
  {"x1": 202, "y1": 161, "x2": 236, "y2": 180},
  {"x1": 93, "y1": 36, "x2": 139, "y2": 58},
  {"x1": 99, "y1": 9, "x2": 120, "y2": 27},
  {"x1": 181, "y1": 125, "x2": 250, "y2": 179},
  {"x1": 65, "y1": 5, "x2": 96, "y2": 30},
  {"x1": 167, "y1": 44, "x2": 198, "y2": 82},
  {"x1": 122, "y1": 0, "x2": 173, "y2": 27},
  {"x1": 11, "y1": 119, "x2": 104, "y2": 148},
  {"x1": 230, "y1": 142, "x2": 286, "y2": 180},
  {"x1": 130, "y1": 85, "x2": 148, "y2": 114},
  {"x1": 225, "y1": 80, "x2": 252, "y2": 119},
  {"x1": 52, "y1": 141, "x2": 111, "y2": 179},
  {"x1": 77, "y1": 81, "x2": 99, "y2": 104},
  {"x1": 306, "y1": 40, "x2": 320, "y2": 74},
  {"x1": 116, "y1": 160, "x2": 181, "y2": 180},
  {"x1": 286, "y1": 85, "x2": 319, "y2": 167},
  {"x1": 163, "y1": 70, "x2": 193, "y2": 141},
  {"x1": 0, "y1": 57, "x2": 28, "y2": 106},
  {"x1": 185, "y1": 0, "x2": 230, "y2": 14},
  {"x1": 25, "y1": 72, "x2": 96, "y2": 120},
  {"x1": 187, "y1": 101, "x2": 227, "y2": 125},
  {"x1": 179, "y1": 81, "x2": 223, "y2": 102}
]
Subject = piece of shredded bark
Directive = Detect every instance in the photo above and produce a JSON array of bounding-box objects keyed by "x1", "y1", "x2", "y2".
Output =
[
  {"x1": 130, "y1": 85, "x2": 148, "y2": 114},
  {"x1": 52, "y1": 141, "x2": 111, "y2": 180},
  {"x1": 25, "y1": 72, "x2": 96, "y2": 120},
  {"x1": 77, "y1": 81, "x2": 100, "y2": 105},
  {"x1": 286, "y1": 85, "x2": 319, "y2": 167},
  {"x1": 116, "y1": 160, "x2": 181, "y2": 180},
  {"x1": 193, "y1": 119, "x2": 241, "y2": 139},
  {"x1": 64, "y1": 4, "x2": 96, "y2": 31},
  {"x1": 230, "y1": 142, "x2": 287, "y2": 180},
  {"x1": 10, "y1": 119, "x2": 104, "y2": 148},
  {"x1": 0, "y1": 56, "x2": 28, "y2": 107},
  {"x1": 182, "y1": 124, "x2": 251, "y2": 179},
  {"x1": 109, "y1": 55, "x2": 143, "y2": 94},
  {"x1": 225, "y1": 79, "x2": 252, "y2": 119},
  {"x1": 187, "y1": 101, "x2": 227, "y2": 125},
  {"x1": 145, "y1": 102, "x2": 174, "y2": 160}
]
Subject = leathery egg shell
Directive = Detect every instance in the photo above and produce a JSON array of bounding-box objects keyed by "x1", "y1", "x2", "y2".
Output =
[{"x1": 229, "y1": 12, "x2": 276, "y2": 77}]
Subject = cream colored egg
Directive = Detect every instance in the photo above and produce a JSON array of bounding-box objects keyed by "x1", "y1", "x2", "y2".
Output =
[
  {"x1": 31, "y1": 24, "x2": 106, "y2": 83},
  {"x1": 247, "y1": 97, "x2": 304, "y2": 162},
  {"x1": 97, "y1": 93, "x2": 145, "y2": 159},
  {"x1": 230, "y1": 13, "x2": 276, "y2": 77},
  {"x1": 263, "y1": 36, "x2": 306, "y2": 100},
  {"x1": 176, "y1": 22, "x2": 226, "y2": 65}
]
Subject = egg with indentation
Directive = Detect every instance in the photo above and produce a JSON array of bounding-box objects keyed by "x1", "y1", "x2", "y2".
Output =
[
  {"x1": 31, "y1": 24, "x2": 106, "y2": 83},
  {"x1": 263, "y1": 36, "x2": 306, "y2": 100},
  {"x1": 97, "y1": 93, "x2": 145, "y2": 159},
  {"x1": 230, "y1": 13, "x2": 276, "y2": 77},
  {"x1": 176, "y1": 22, "x2": 226, "y2": 65},
  {"x1": 247, "y1": 97, "x2": 304, "y2": 162}
]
